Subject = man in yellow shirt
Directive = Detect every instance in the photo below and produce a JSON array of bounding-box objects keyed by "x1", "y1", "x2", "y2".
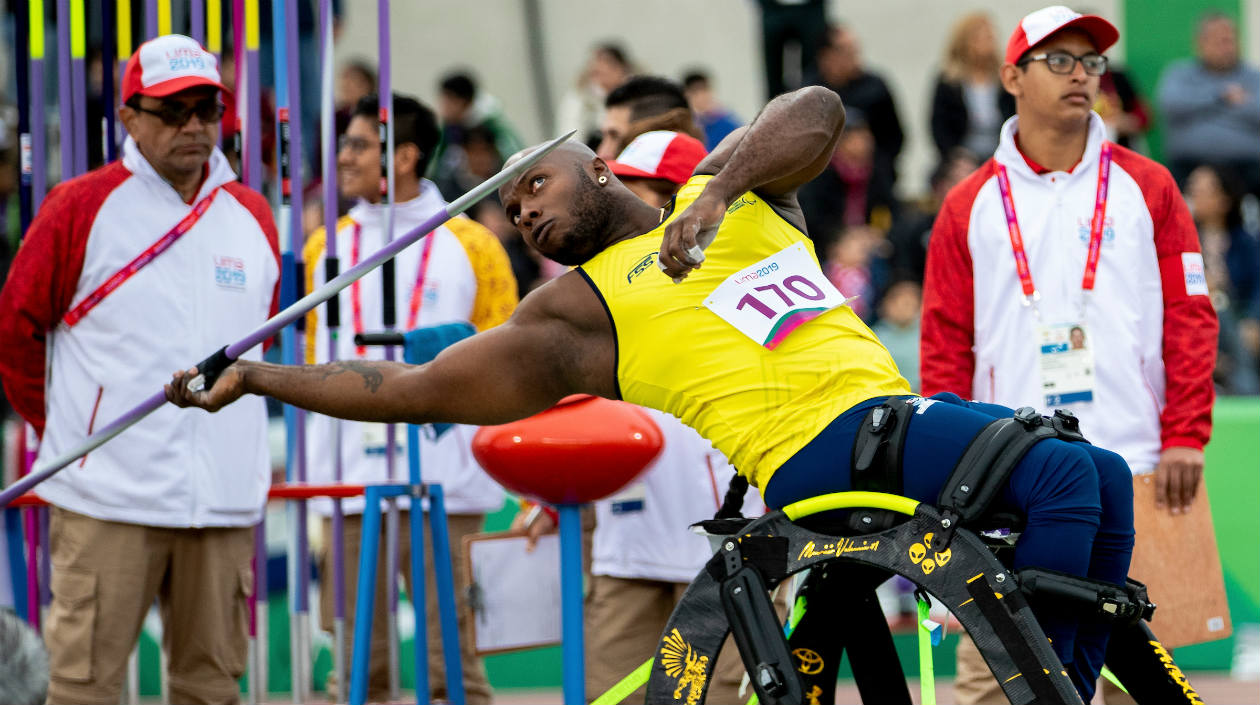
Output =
[{"x1": 168, "y1": 85, "x2": 1133, "y2": 703}]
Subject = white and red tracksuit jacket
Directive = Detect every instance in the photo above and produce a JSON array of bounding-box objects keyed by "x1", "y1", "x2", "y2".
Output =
[
  {"x1": 0, "y1": 137, "x2": 280, "y2": 526},
  {"x1": 921, "y1": 113, "x2": 1216, "y2": 473}
]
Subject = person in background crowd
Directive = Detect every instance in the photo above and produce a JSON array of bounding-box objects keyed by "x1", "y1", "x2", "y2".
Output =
[
  {"x1": 597, "y1": 76, "x2": 704, "y2": 161},
  {"x1": 1157, "y1": 12, "x2": 1260, "y2": 196},
  {"x1": 335, "y1": 58, "x2": 377, "y2": 137},
  {"x1": 0, "y1": 609, "x2": 48, "y2": 705},
  {"x1": 0, "y1": 35, "x2": 280, "y2": 705},
  {"x1": 886, "y1": 149, "x2": 980, "y2": 284},
  {"x1": 930, "y1": 11, "x2": 1014, "y2": 162},
  {"x1": 810, "y1": 24, "x2": 904, "y2": 213},
  {"x1": 1094, "y1": 62, "x2": 1150, "y2": 151},
  {"x1": 756, "y1": 0, "x2": 827, "y2": 99},
  {"x1": 872, "y1": 280, "x2": 923, "y2": 392},
  {"x1": 798, "y1": 109, "x2": 897, "y2": 249},
  {"x1": 557, "y1": 43, "x2": 635, "y2": 149},
  {"x1": 1186, "y1": 164, "x2": 1260, "y2": 394},
  {"x1": 920, "y1": 8, "x2": 1217, "y2": 702},
  {"x1": 430, "y1": 72, "x2": 525, "y2": 202},
  {"x1": 304, "y1": 93, "x2": 516, "y2": 704},
  {"x1": 824, "y1": 224, "x2": 882, "y2": 323},
  {"x1": 682, "y1": 69, "x2": 742, "y2": 150}
]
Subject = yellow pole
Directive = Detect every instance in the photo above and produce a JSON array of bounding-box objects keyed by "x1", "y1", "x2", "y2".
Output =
[
  {"x1": 69, "y1": 0, "x2": 85, "y2": 58},
  {"x1": 116, "y1": 0, "x2": 131, "y2": 57},
  {"x1": 206, "y1": 0, "x2": 222, "y2": 53},
  {"x1": 245, "y1": 0, "x2": 259, "y2": 50},
  {"x1": 157, "y1": 0, "x2": 171, "y2": 36}
]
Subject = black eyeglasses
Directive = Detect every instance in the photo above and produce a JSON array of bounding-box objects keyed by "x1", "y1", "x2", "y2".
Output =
[
  {"x1": 1018, "y1": 51, "x2": 1109, "y2": 76},
  {"x1": 131, "y1": 99, "x2": 226, "y2": 127},
  {"x1": 337, "y1": 135, "x2": 377, "y2": 154}
]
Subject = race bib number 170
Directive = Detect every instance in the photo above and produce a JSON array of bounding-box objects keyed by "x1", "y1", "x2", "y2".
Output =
[{"x1": 703, "y1": 242, "x2": 849, "y2": 349}]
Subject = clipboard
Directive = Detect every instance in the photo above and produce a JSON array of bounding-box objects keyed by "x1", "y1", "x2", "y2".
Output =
[
  {"x1": 1127, "y1": 473, "x2": 1231, "y2": 649},
  {"x1": 463, "y1": 531, "x2": 563, "y2": 655}
]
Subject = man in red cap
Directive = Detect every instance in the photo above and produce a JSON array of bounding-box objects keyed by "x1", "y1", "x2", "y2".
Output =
[
  {"x1": 0, "y1": 34, "x2": 279, "y2": 704},
  {"x1": 921, "y1": 6, "x2": 1217, "y2": 703}
]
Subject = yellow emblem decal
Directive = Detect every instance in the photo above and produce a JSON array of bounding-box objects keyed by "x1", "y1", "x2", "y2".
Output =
[
  {"x1": 792, "y1": 647, "x2": 825, "y2": 675},
  {"x1": 661, "y1": 628, "x2": 710, "y2": 704},
  {"x1": 804, "y1": 684, "x2": 823, "y2": 705},
  {"x1": 909, "y1": 533, "x2": 946, "y2": 575}
]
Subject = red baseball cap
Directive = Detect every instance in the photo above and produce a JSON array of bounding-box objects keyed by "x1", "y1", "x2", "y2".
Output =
[
  {"x1": 1005, "y1": 5, "x2": 1119, "y2": 66},
  {"x1": 607, "y1": 131, "x2": 707, "y2": 185},
  {"x1": 122, "y1": 34, "x2": 228, "y2": 104}
]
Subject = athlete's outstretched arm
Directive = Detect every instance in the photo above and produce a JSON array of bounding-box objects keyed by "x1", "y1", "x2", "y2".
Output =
[
  {"x1": 659, "y1": 86, "x2": 845, "y2": 278},
  {"x1": 165, "y1": 273, "x2": 615, "y2": 426}
]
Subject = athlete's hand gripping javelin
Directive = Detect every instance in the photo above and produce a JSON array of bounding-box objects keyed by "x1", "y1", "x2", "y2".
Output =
[{"x1": 656, "y1": 190, "x2": 725, "y2": 282}]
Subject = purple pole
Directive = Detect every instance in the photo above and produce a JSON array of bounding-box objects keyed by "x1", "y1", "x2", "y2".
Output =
[
  {"x1": 69, "y1": 0, "x2": 88, "y2": 176},
  {"x1": 101, "y1": 0, "x2": 117, "y2": 163},
  {"x1": 55, "y1": 0, "x2": 73, "y2": 181},
  {"x1": 244, "y1": 5, "x2": 261, "y2": 192},
  {"x1": 279, "y1": 2, "x2": 312, "y2": 700},
  {"x1": 144, "y1": 0, "x2": 156, "y2": 39},
  {"x1": 22, "y1": 430, "x2": 39, "y2": 630},
  {"x1": 0, "y1": 130, "x2": 573, "y2": 500},
  {"x1": 232, "y1": 0, "x2": 243, "y2": 175},
  {"x1": 190, "y1": 0, "x2": 205, "y2": 44},
  {"x1": 318, "y1": 0, "x2": 349, "y2": 688},
  {"x1": 29, "y1": 0, "x2": 47, "y2": 210},
  {"x1": 375, "y1": 3, "x2": 405, "y2": 698}
]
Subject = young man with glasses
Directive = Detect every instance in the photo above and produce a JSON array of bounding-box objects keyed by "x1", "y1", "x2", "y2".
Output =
[
  {"x1": 0, "y1": 34, "x2": 280, "y2": 704},
  {"x1": 921, "y1": 7, "x2": 1218, "y2": 703},
  {"x1": 302, "y1": 93, "x2": 516, "y2": 704}
]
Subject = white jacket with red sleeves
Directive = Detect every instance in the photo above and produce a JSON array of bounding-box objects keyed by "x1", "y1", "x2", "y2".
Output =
[
  {"x1": 921, "y1": 113, "x2": 1216, "y2": 473},
  {"x1": 0, "y1": 137, "x2": 280, "y2": 526}
]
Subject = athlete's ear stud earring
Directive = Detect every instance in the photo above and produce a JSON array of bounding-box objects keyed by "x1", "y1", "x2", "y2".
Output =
[{"x1": 598, "y1": 175, "x2": 608, "y2": 185}]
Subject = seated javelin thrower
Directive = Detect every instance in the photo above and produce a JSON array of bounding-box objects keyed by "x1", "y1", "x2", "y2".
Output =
[{"x1": 167, "y1": 86, "x2": 1135, "y2": 703}]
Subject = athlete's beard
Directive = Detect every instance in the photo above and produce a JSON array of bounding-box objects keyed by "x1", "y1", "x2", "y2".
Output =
[{"x1": 546, "y1": 166, "x2": 624, "y2": 266}]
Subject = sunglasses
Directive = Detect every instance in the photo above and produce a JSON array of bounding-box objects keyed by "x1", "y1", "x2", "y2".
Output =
[
  {"x1": 131, "y1": 98, "x2": 227, "y2": 127},
  {"x1": 1018, "y1": 51, "x2": 1109, "y2": 76}
]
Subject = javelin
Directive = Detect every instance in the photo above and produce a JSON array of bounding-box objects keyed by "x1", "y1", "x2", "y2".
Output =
[{"x1": 0, "y1": 131, "x2": 574, "y2": 508}]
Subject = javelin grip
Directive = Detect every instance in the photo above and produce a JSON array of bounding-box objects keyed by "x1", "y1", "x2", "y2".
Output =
[
  {"x1": 354, "y1": 332, "x2": 405, "y2": 347},
  {"x1": 187, "y1": 345, "x2": 233, "y2": 393}
]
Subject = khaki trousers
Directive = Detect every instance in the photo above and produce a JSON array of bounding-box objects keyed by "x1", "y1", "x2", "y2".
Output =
[
  {"x1": 954, "y1": 633, "x2": 1136, "y2": 704},
  {"x1": 319, "y1": 511, "x2": 491, "y2": 704},
  {"x1": 585, "y1": 573, "x2": 776, "y2": 705},
  {"x1": 45, "y1": 507, "x2": 254, "y2": 705}
]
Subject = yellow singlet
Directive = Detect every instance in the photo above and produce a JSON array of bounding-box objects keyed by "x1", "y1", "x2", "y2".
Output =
[{"x1": 578, "y1": 176, "x2": 911, "y2": 490}]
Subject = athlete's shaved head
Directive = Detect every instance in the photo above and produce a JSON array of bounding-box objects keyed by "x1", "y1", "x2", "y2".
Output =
[{"x1": 499, "y1": 139, "x2": 640, "y2": 266}]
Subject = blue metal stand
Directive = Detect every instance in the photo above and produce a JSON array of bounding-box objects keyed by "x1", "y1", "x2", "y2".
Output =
[
  {"x1": 558, "y1": 503, "x2": 585, "y2": 705},
  {"x1": 348, "y1": 427, "x2": 466, "y2": 705},
  {"x1": 3, "y1": 509, "x2": 27, "y2": 621},
  {"x1": 426, "y1": 483, "x2": 465, "y2": 704}
]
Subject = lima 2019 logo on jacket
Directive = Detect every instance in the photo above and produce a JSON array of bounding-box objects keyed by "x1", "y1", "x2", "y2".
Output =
[
  {"x1": 214, "y1": 255, "x2": 246, "y2": 290},
  {"x1": 1077, "y1": 216, "x2": 1116, "y2": 246}
]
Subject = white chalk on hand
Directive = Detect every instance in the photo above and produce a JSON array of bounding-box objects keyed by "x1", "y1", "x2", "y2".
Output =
[
  {"x1": 656, "y1": 256, "x2": 685, "y2": 284},
  {"x1": 686, "y1": 245, "x2": 705, "y2": 264}
]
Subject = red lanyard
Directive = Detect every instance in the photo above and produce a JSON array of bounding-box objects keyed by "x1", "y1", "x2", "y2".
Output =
[
  {"x1": 63, "y1": 188, "x2": 220, "y2": 328},
  {"x1": 349, "y1": 221, "x2": 436, "y2": 356},
  {"x1": 995, "y1": 142, "x2": 1112, "y2": 304}
]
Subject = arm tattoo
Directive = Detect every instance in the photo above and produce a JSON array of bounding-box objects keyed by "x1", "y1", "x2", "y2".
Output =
[{"x1": 316, "y1": 360, "x2": 386, "y2": 393}]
